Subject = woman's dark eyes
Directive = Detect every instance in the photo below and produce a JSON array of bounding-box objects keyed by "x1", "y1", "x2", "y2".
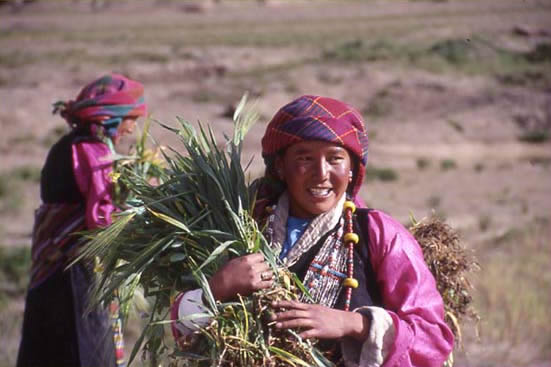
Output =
[{"x1": 296, "y1": 155, "x2": 344, "y2": 162}]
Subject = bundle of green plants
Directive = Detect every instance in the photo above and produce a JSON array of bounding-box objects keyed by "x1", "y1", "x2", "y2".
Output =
[{"x1": 74, "y1": 96, "x2": 332, "y2": 367}]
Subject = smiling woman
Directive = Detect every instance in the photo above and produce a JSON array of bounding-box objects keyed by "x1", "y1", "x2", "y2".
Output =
[
  {"x1": 172, "y1": 95, "x2": 454, "y2": 367},
  {"x1": 276, "y1": 141, "x2": 353, "y2": 219}
]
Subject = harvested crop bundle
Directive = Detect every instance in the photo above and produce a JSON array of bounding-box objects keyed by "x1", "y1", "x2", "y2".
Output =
[{"x1": 75, "y1": 95, "x2": 333, "y2": 367}]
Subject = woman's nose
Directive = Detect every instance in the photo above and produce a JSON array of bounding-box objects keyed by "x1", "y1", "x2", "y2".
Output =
[{"x1": 313, "y1": 159, "x2": 329, "y2": 180}]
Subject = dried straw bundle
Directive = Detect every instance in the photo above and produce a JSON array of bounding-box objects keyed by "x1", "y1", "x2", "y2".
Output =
[{"x1": 409, "y1": 216, "x2": 479, "y2": 344}]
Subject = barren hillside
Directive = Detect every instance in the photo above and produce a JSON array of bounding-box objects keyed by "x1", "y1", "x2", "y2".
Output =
[{"x1": 1, "y1": 1, "x2": 550, "y2": 366}]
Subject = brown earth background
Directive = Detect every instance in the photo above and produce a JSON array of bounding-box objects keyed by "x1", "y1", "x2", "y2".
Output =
[{"x1": 1, "y1": 0, "x2": 550, "y2": 366}]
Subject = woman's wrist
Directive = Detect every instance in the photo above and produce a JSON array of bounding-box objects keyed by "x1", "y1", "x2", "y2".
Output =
[{"x1": 342, "y1": 311, "x2": 371, "y2": 341}]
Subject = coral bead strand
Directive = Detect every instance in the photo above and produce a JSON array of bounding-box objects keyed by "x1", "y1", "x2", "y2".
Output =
[{"x1": 343, "y1": 201, "x2": 359, "y2": 311}]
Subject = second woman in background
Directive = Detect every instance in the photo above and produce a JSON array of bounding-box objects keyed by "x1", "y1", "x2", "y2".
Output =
[{"x1": 17, "y1": 73, "x2": 147, "y2": 367}]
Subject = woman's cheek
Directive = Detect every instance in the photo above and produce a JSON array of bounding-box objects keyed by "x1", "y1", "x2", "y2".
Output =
[{"x1": 333, "y1": 164, "x2": 350, "y2": 177}]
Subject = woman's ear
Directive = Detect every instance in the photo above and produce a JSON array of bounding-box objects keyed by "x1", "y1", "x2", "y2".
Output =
[{"x1": 346, "y1": 159, "x2": 358, "y2": 195}]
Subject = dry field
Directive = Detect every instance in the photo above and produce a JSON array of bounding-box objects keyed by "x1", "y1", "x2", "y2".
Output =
[{"x1": 1, "y1": 0, "x2": 550, "y2": 366}]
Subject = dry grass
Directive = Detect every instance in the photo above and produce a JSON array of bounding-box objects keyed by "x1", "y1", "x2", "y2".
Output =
[
  {"x1": 455, "y1": 217, "x2": 551, "y2": 366},
  {"x1": 410, "y1": 216, "x2": 479, "y2": 345}
]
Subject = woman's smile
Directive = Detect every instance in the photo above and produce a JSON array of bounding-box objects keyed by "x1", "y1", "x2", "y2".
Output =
[{"x1": 308, "y1": 187, "x2": 333, "y2": 198}]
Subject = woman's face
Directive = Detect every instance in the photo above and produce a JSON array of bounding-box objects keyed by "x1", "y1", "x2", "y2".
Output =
[
  {"x1": 112, "y1": 116, "x2": 137, "y2": 145},
  {"x1": 276, "y1": 141, "x2": 352, "y2": 219}
]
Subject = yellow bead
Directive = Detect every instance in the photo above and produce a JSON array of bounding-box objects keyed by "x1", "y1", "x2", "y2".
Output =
[
  {"x1": 343, "y1": 278, "x2": 359, "y2": 289},
  {"x1": 344, "y1": 232, "x2": 359, "y2": 244},
  {"x1": 343, "y1": 201, "x2": 356, "y2": 213}
]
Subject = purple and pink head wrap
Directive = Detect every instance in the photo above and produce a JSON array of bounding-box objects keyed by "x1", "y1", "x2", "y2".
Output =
[
  {"x1": 261, "y1": 95, "x2": 368, "y2": 198},
  {"x1": 53, "y1": 73, "x2": 147, "y2": 137}
]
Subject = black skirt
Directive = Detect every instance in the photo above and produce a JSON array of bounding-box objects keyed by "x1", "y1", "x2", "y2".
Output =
[{"x1": 16, "y1": 263, "x2": 115, "y2": 367}]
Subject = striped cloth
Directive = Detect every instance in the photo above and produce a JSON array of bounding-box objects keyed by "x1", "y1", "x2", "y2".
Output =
[
  {"x1": 261, "y1": 95, "x2": 368, "y2": 198},
  {"x1": 29, "y1": 203, "x2": 86, "y2": 290},
  {"x1": 254, "y1": 95, "x2": 369, "y2": 220},
  {"x1": 53, "y1": 73, "x2": 147, "y2": 137},
  {"x1": 109, "y1": 299, "x2": 126, "y2": 367}
]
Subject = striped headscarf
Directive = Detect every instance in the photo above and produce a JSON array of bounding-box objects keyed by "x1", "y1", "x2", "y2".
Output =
[
  {"x1": 53, "y1": 73, "x2": 147, "y2": 137},
  {"x1": 261, "y1": 95, "x2": 368, "y2": 198}
]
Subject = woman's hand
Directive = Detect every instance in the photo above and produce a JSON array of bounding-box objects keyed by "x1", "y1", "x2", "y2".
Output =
[
  {"x1": 209, "y1": 253, "x2": 273, "y2": 302},
  {"x1": 271, "y1": 300, "x2": 370, "y2": 341}
]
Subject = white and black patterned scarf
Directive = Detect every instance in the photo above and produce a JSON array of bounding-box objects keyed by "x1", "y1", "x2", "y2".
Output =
[{"x1": 266, "y1": 192, "x2": 348, "y2": 308}]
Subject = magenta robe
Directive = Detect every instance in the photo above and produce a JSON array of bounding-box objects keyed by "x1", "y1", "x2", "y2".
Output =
[
  {"x1": 365, "y1": 210, "x2": 453, "y2": 367},
  {"x1": 72, "y1": 140, "x2": 115, "y2": 229}
]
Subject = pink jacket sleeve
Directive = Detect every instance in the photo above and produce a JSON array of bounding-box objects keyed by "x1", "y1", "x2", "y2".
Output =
[
  {"x1": 72, "y1": 141, "x2": 116, "y2": 229},
  {"x1": 367, "y1": 210, "x2": 454, "y2": 367}
]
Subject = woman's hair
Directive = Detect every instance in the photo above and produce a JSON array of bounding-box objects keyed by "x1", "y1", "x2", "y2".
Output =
[
  {"x1": 261, "y1": 95, "x2": 368, "y2": 198},
  {"x1": 53, "y1": 73, "x2": 147, "y2": 138}
]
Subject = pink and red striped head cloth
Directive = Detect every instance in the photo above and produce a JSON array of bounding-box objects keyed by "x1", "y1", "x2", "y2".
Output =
[
  {"x1": 53, "y1": 73, "x2": 147, "y2": 137},
  {"x1": 261, "y1": 95, "x2": 369, "y2": 199}
]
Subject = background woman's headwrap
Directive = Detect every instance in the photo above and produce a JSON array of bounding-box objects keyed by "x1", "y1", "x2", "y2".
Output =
[
  {"x1": 53, "y1": 73, "x2": 147, "y2": 137},
  {"x1": 257, "y1": 95, "x2": 368, "y2": 216}
]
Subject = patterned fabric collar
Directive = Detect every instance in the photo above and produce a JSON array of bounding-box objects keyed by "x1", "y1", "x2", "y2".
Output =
[{"x1": 269, "y1": 192, "x2": 345, "y2": 267}]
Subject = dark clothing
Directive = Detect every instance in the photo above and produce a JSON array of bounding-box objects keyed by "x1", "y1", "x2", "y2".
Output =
[
  {"x1": 288, "y1": 209, "x2": 380, "y2": 365},
  {"x1": 288, "y1": 208, "x2": 380, "y2": 311},
  {"x1": 16, "y1": 264, "x2": 115, "y2": 367},
  {"x1": 41, "y1": 132, "x2": 83, "y2": 204},
  {"x1": 17, "y1": 133, "x2": 116, "y2": 367},
  {"x1": 40, "y1": 130, "x2": 97, "y2": 204}
]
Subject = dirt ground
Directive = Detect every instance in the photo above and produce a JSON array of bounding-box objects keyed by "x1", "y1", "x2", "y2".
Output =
[{"x1": 1, "y1": 1, "x2": 550, "y2": 366}]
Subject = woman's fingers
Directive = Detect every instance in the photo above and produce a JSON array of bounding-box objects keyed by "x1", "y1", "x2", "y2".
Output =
[
  {"x1": 239, "y1": 253, "x2": 271, "y2": 279},
  {"x1": 275, "y1": 318, "x2": 314, "y2": 330},
  {"x1": 273, "y1": 308, "x2": 309, "y2": 321},
  {"x1": 248, "y1": 256, "x2": 273, "y2": 289},
  {"x1": 251, "y1": 261, "x2": 271, "y2": 274},
  {"x1": 256, "y1": 280, "x2": 273, "y2": 290},
  {"x1": 272, "y1": 300, "x2": 309, "y2": 310},
  {"x1": 209, "y1": 253, "x2": 274, "y2": 300},
  {"x1": 272, "y1": 302, "x2": 314, "y2": 330},
  {"x1": 253, "y1": 269, "x2": 273, "y2": 290},
  {"x1": 297, "y1": 329, "x2": 319, "y2": 339},
  {"x1": 270, "y1": 301, "x2": 352, "y2": 339},
  {"x1": 242, "y1": 252, "x2": 265, "y2": 264},
  {"x1": 233, "y1": 253, "x2": 274, "y2": 291}
]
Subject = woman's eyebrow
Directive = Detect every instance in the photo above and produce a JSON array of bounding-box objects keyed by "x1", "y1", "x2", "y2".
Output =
[
  {"x1": 292, "y1": 147, "x2": 315, "y2": 155},
  {"x1": 326, "y1": 146, "x2": 347, "y2": 153},
  {"x1": 292, "y1": 146, "x2": 346, "y2": 155}
]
